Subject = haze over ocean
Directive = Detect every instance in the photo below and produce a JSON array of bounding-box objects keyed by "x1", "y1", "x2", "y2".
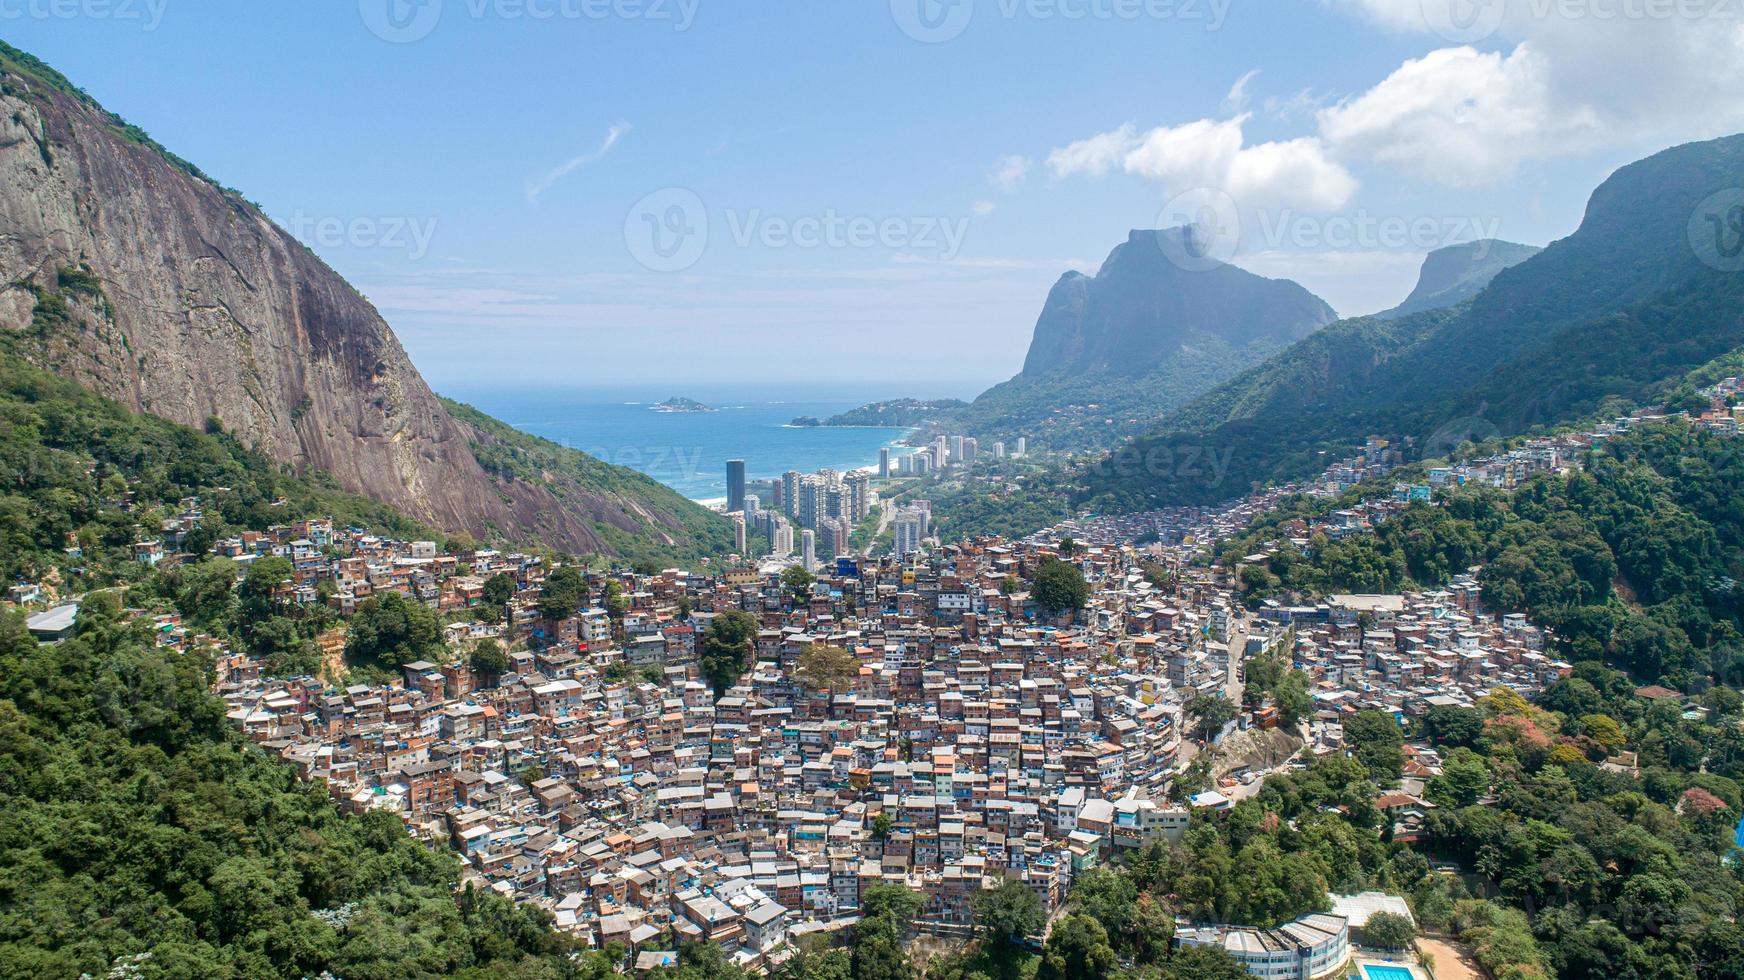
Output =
[{"x1": 441, "y1": 383, "x2": 957, "y2": 502}]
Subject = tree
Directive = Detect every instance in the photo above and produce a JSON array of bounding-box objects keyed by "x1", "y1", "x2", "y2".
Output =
[
  {"x1": 1276, "y1": 669, "x2": 1312, "y2": 726},
  {"x1": 1036, "y1": 915, "x2": 1115, "y2": 980},
  {"x1": 238, "y1": 554, "x2": 295, "y2": 620},
  {"x1": 699, "y1": 609, "x2": 758, "y2": 697},
  {"x1": 1426, "y1": 748, "x2": 1490, "y2": 808},
  {"x1": 1058, "y1": 536, "x2": 1077, "y2": 557},
  {"x1": 852, "y1": 884, "x2": 922, "y2": 980},
  {"x1": 1363, "y1": 911, "x2": 1417, "y2": 951},
  {"x1": 973, "y1": 878, "x2": 1046, "y2": 977},
  {"x1": 345, "y1": 591, "x2": 444, "y2": 670},
  {"x1": 1344, "y1": 709, "x2": 1405, "y2": 783},
  {"x1": 1032, "y1": 559, "x2": 1089, "y2": 617},
  {"x1": 782, "y1": 565, "x2": 815, "y2": 601},
  {"x1": 1186, "y1": 693, "x2": 1237, "y2": 742},
  {"x1": 794, "y1": 644, "x2": 859, "y2": 706},
  {"x1": 482, "y1": 572, "x2": 515, "y2": 607},
  {"x1": 871, "y1": 811, "x2": 893, "y2": 841},
  {"x1": 469, "y1": 638, "x2": 508, "y2": 677},
  {"x1": 538, "y1": 564, "x2": 586, "y2": 621}
]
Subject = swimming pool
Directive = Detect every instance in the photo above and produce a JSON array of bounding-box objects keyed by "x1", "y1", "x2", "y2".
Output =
[{"x1": 1361, "y1": 966, "x2": 1418, "y2": 980}]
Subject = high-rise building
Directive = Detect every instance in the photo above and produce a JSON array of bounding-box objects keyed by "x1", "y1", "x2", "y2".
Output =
[
  {"x1": 845, "y1": 472, "x2": 871, "y2": 522},
  {"x1": 819, "y1": 517, "x2": 851, "y2": 558},
  {"x1": 782, "y1": 470, "x2": 801, "y2": 518},
  {"x1": 1015, "y1": 437, "x2": 1027, "y2": 457},
  {"x1": 771, "y1": 522, "x2": 793, "y2": 556},
  {"x1": 893, "y1": 509, "x2": 926, "y2": 557},
  {"x1": 726, "y1": 460, "x2": 746, "y2": 513},
  {"x1": 993, "y1": 441, "x2": 1006, "y2": 459},
  {"x1": 732, "y1": 514, "x2": 746, "y2": 553},
  {"x1": 933, "y1": 436, "x2": 949, "y2": 469},
  {"x1": 798, "y1": 478, "x2": 824, "y2": 529},
  {"x1": 878, "y1": 447, "x2": 891, "y2": 478},
  {"x1": 961, "y1": 437, "x2": 977, "y2": 465},
  {"x1": 951, "y1": 435, "x2": 966, "y2": 462},
  {"x1": 801, "y1": 529, "x2": 816, "y2": 572},
  {"x1": 744, "y1": 494, "x2": 761, "y2": 523}
]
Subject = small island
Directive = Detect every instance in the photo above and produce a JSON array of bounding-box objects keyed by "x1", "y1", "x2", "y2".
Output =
[
  {"x1": 788, "y1": 416, "x2": 824, "y2": 427},
  {"x1": 651, "y1": 397, "x2": 715, "y2": 413}
]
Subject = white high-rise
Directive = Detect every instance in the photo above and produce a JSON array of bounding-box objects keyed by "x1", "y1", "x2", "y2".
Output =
[{"x1": 801, "y1": 529, "x2": 817, "y2": 571}]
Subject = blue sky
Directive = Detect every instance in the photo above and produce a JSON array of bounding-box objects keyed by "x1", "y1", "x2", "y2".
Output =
[{"x1": 5, "y1": 1, "x2": 1739, "y2": 393}]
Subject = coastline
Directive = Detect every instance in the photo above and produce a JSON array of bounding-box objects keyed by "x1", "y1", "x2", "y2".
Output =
[{"x1": 690, "y1": 430, "x2": 923, "y2": 506}]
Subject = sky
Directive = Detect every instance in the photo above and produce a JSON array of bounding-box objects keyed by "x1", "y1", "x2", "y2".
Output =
[{"x1": 6, "y1": 1, "x2": 1742, "y2": 394}]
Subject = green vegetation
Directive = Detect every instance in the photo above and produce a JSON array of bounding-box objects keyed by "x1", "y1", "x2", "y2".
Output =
[
  {"x1": 1030, "y1": 558, "x2": 1089, "y2": 617},
  {"x1": 0, "y1": 602, "x2": 603, "y2": 978},
  {"x1": 0, "y1": 354, "x2": 435, "y2": 589},
  {"x1": 441, "y1": 398, "x2": 733, "y2": 566},
  {"x1": 698, "y1": 609, "x2": 758, "y2": 697},
  {"x1": 1077, "y1": 134, "x2": 1744, "y2": 516},
  {"x1": 1231, "y1": 423, "x2": 1744, "y2": 690},
  {"x1": 817, "y1": 398, "x2": 968, "y2": 429}
]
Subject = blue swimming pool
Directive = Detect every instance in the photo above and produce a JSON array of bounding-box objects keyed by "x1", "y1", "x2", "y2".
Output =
[{"x1": 1362, "y1": 966, "x2": 1417, "y2": 980}]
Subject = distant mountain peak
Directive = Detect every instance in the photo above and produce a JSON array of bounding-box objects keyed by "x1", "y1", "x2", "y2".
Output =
[
  {"x1": 1379, "y1": 239, "x2": 1541, "y2": 318},
  {"x1": 1021, "y1": 228, "x2": 1336, "y2": 378}
]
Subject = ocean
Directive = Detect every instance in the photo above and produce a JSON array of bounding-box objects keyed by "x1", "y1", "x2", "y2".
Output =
[{"x1": 441, "y1": 383, "x2": 937, "y2": 503}]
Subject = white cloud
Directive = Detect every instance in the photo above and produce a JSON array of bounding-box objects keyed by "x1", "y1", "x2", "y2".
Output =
[
  {"x1": 1318, "y1": 44, "x2": 1603, "y2": 185},
  {"x1": 1046, "y1": 124, "x2": 1138, "y2": 179},
  {"x1": 525, "y1": 125, "x2": 629, "y2": 203},
  {"x1": 1050, "y1": 115, "x2": 1357, "y2": 212},
  {"x1": 989, "y1": 155, "x2": 1032, "y2": 194},
  {"x1": 1222, "y1": 69, "x2": 1260, "y2": 115},
  {"x1": 1324, "y1": 0, "x2": 1744, "y2": 185},
  {"x1": 972, "y1": 200, "x2": 997, "y2": 216}
]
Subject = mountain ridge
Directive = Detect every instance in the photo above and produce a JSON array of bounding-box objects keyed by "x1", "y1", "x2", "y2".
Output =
[
  {"x1": 0, "y1": 42, "x2": 729, "y2": 563},
  {"x1": 1074, "y1": 133, "x2": 1744, "y2": 513}
]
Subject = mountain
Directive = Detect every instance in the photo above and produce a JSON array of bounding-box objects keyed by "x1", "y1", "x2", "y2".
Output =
[
  {"x1": 0, "y1": 43, "x2": 729, "y2": 563},
  {"x1": 1078, "y1": 134, "x2": 1744, "y2": 513},
  {"x1": 1377, "y1": 239, "x2": 1541, "y2": 318},
  {"x1": 953, "y1": 228, "x2": 1338, "y2": 452}
]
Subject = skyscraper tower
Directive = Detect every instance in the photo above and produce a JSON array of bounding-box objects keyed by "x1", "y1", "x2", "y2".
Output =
[
  {"x1": 878, "y1": 447, "x2": 891, "y2": 478},
  {"x1": 726, "y1": 460, "x2": 746, "y2": 513}
]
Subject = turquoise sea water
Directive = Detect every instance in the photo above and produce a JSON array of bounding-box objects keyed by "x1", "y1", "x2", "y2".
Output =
[{"x1": 440, "y1": 384, "x2": 924, "y2": 502}]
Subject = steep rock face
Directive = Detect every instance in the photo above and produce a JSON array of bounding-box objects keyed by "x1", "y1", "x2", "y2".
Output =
[
  {"x1": 950, "y1": 228, "x2": 1337, "y2": 452},
  {"x1": 1379, "y1": 239, "x2": 1541, "y2": 319},
  {"x1": 0, "y1": 49, "x2": 725, "y2": 559},
  {"x1": 1020, "y1": 228, "x2": 1338, "y2": 377}
]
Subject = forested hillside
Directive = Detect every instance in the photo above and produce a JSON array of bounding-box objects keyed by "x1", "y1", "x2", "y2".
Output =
[{"x1": 1076, "y1": 135, "x2": 1744, "y2": 514}]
